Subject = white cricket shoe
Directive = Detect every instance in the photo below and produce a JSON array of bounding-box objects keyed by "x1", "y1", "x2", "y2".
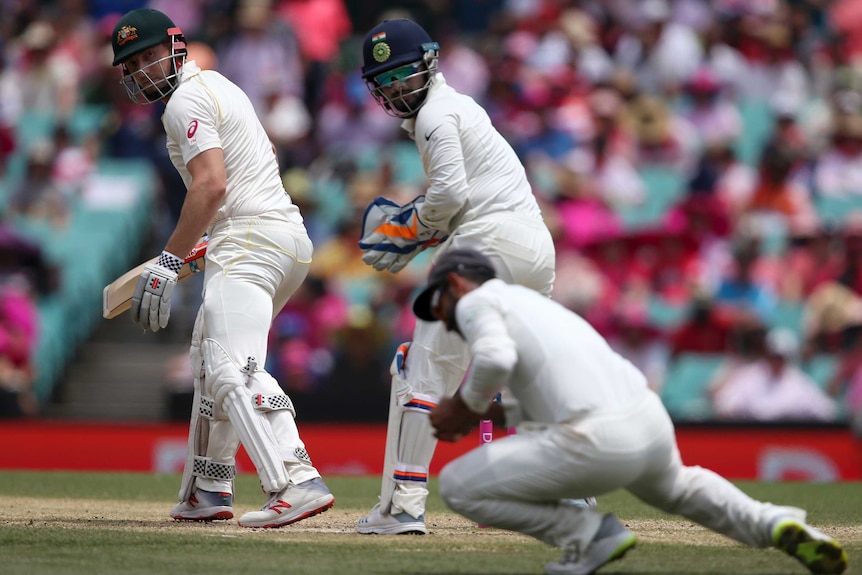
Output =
[
  {"x1": 356, "y1": 503, "x2": 427, "y2": 535},
  {"x1": 238, "y1": 477, "x2": 334, "y2": 528},
  {"x1": 772, "y1": 516, "x2": 848, "y2": 574},
  {"x1": 545, "y1": 513, "x2": 636, "y2": 575},
  {"x1": 171, "y1": 489, "x2": 234, "y2": 521},
  {"x1": 562, "y1": 497, "x2": 598, "y2": 511}
]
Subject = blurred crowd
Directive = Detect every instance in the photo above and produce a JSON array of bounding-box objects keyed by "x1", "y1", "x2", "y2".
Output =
[{"x1": 2, "y1": 0, "x2": 862, "y2": 428}]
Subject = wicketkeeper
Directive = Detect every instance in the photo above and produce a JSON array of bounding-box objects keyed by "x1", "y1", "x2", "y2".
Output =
[{"x1": 355, "y1": 18, "x2": 562, "y2": 535}]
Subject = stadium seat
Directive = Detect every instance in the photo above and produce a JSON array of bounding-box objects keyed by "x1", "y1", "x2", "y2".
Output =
[{"x1": 660, "y1": 353, "x2": 724, "y2": 420}]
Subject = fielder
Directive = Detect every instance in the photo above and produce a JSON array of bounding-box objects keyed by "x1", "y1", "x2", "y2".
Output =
[
  {"x1": 356, "y1": 18, "x2": 568, "y2": 535},
  {"x1": 421, "y1": 249, "x2": 848, "y2": 575},
  {"x1": 110, "y1": 8, "x2": 333, "y2": 527}
]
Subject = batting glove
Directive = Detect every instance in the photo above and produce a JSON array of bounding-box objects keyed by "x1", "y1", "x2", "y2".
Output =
[{"x1": 131, "y1": 251, "x2": 180, "y2": 332}]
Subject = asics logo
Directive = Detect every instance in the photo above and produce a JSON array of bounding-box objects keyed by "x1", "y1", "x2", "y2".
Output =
[{"x1": 268, "y1": 500, "x2": 293, "y2": 515}]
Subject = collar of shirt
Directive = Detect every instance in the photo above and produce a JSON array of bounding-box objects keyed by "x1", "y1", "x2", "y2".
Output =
[
  {"x1": 399, "y1": 72, "x2": 448, "y2": 137},
  {"x1": 179, "y1": 59, "x2": 203, "y2": 84}
]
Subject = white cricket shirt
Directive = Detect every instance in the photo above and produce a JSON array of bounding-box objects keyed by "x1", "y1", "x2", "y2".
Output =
[
  {"x1": 162, "y1": 60, "x2": 302, "y2": 224},
  {"x1": 402, "y1": 74, "x2": 544, "y2": 232},
  {"x1": 456, "y1": 279, "x2": 649, "y2": 423}
]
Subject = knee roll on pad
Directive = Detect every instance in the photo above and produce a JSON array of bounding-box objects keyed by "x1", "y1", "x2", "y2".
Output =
[{"x1": 202, "y1": 339, "x2": 289, "y2": 494}]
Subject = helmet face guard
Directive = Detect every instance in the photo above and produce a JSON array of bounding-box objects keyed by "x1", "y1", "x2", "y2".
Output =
[
  {"x1": 119, "y1": 26, "x2": 186, "y2": 105},
  {"x1": 361, "y1": 19, "x2": 439, "y2": 118},
  {"x1": 112, "y1": 9, "x2": 187, "y2": 105},
  {"x1": 365, "y1": 45, "x2": 438, "y2": 118}
]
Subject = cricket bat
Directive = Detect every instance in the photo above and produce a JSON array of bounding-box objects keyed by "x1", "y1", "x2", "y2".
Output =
[{"x1": 102, "y1": 237, "x2": 209, "y2": 319}]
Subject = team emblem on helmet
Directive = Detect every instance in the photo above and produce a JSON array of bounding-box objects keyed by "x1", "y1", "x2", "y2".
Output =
[
  {"x1": 117, "y1": 25, "x2": 138, "y2": 47},
  {"x1": 373, "y1": 41, "x2": 391, "y2": 63}
]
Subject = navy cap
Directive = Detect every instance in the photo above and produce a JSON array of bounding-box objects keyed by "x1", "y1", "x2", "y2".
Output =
[{"x1": 413, "y1": 249, "x2": 497, "y2": 322}]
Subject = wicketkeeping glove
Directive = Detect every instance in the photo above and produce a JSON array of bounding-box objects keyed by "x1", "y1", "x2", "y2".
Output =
[
  {"x1": 130, "y1": 251, "x2": 180, "y2": 332},
  {"x1": 358, "y1": 196, "x2": 448, "y2": 273}
]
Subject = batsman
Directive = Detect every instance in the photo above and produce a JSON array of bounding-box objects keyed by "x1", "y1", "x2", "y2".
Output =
[
  {"x1": 110, "y1": 9, "x2": 333, "y2": 527},
  {"x1": 356, "y1": 18, "x2": 575, "y2": 535}
]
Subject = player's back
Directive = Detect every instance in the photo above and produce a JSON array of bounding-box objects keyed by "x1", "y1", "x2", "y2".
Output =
[{"x1": 466, "y1": 280, "x2": 650, "y2": 423}]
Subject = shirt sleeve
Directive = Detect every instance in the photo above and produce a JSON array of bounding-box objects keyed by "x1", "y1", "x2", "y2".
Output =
[
  {"x1": 416, "y1": 113, "x2": 470, "y2": 232},
  {"x1": 162, "y1": 90, "x2": 223, "y2": 166},
  {"x1": 456, "y1": 289, "x2": 518, "y2": 414}
]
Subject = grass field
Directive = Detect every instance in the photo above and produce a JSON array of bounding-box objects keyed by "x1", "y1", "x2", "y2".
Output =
[{"x1": 0, "y1": 471, "x2": 858, "y2": 575}]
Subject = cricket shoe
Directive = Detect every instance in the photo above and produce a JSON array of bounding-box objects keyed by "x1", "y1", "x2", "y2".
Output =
[
  {"x1": 238, "y1": 477, "x2": 334, "y2": 528},
  {"x1": 546, "y1": 513, "x2": 636, "y2": 575},
  {"x1": 562, "y1": 497, "x2": 598, "y2": 511},
  {"x1": 171, "y1": 489, "x2": 234, "y2": 521},
  {"x1": 772, "y1": 517, "x2": 848, "y2": 574},
  {"x1": 356, "y1": 503, "x2": 427, "y2": 535}
]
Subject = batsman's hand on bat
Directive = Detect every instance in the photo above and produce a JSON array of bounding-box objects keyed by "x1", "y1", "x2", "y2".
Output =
[
  {"x1": 130, "y1": 251, "x2": 181, "y2": 332},
  {"x1": 430, "y1": 392, "x2": 478, "y2": 443}
]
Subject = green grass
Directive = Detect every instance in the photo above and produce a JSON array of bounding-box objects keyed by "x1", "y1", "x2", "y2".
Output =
[{"x1": 0, "y1": 472, "x2": 858, "y2": 575}]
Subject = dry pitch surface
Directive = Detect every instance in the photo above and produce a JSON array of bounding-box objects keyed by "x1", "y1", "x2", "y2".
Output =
[{"x1": 4, "y1": 496, "x2": 859, "y2": 546}]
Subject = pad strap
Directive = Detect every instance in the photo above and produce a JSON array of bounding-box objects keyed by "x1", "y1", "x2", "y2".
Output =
[
  {"x1": 253, "y1": 393, "x2": 295, "y2": 415},
  {"x1": 402, "y1": 392, "x2": 438, "y2": 413},
  {"x1": 192, "y1": 456, "x2": 236, "y2": 481}
]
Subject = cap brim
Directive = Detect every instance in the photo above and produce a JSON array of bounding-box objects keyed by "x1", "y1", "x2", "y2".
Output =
[{"x1": 412, "y1": 283, "x2": 441, "y2": 322}]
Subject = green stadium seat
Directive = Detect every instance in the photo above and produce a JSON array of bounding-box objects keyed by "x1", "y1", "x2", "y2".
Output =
[
  {"x1": 660, "y1": 353, "x2": 725, "y2": 420},
  {"x1": 617, "y1": 166, "x2": 685, "y2": 229},
  {"x1": 735, "y1": 100, "x2": 775, "y2": 166}
]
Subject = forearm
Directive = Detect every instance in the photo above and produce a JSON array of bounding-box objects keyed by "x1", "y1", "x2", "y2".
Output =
[
  {"x1": 164, "y1": 182, "x2": 222, "y2": 258},
  {"x1": 164, "y1": 148, "x2": 226, "y2": 258}
]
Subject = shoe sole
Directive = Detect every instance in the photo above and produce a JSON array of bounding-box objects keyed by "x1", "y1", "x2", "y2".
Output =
[
  {"x1": 774, "y1": 520, "x2": 848, "y2": 574},
  {"x1": 171, "y1": 508, "x2": 234, "y2": 521},
  {"x1": 355, "y1": 523, "x2": 427, "y2": 535},
  {"x1": 238, "y1": 495, "x2": 334, "y2": 528},
  {"x1": 546, "y1": 532, "x2": 636, "y2": 575}
]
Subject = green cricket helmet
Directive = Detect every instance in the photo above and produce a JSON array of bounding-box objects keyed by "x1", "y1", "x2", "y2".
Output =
[{"x1": 111, "y1": 8, "x2": 187, "y2": 104}]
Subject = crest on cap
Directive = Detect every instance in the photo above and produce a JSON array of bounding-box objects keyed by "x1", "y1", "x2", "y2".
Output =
[
  {"x1": 372, "y1": 41, "x2": 391, "y2": 63},
  {"x1": 117, "y1": 25, "x2": 138, "y2": 47}
]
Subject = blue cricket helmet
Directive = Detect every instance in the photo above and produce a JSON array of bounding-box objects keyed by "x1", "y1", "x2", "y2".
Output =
[{"x1": 361, "y1": 19, "x2": 438, "y2": 80}]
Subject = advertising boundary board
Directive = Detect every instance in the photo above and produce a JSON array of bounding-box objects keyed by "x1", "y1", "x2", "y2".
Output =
[{"x1": 1, "y1": 422, "x2": 860, "y2": 481}]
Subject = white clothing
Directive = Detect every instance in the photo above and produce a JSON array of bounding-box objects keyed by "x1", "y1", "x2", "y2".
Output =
[
  {"x1": 165, "y1": 60, "x2": 319, "y2": 497},
  {"x1": 405, "y1": 74, "x2": 545, "y2": 233},
  {"x1": 712, "y1": 361, "x2": 837, "y2": 422},
  {"x1": 163, "y1": 61, "x2": 304, "y2": 225},
  {"x1": 438, "y1": 281, "x2": 803, "y2": 552},
  {"x1": 456, "y1": 280, "x2": 647, "y2": 418},
  {"x1": 377, "y1": 73, "x2": 555, "y2": 518},
  {"x1": 814, "y1": 149, "x2": 862, "y2": 198}
]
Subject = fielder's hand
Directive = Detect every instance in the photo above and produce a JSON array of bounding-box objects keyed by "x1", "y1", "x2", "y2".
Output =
[
  {"x1": 430, "y1": 393, "x2": 477, "y2": 443},
  {"x1": 130, "y1": 251, "x2": 181, "y2": 332}
]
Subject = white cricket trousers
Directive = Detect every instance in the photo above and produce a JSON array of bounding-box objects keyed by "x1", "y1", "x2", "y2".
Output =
[
  {"x1": 379, "y1": 214, "x2": 556, "y2": 516},
  {"x1": 439, "y1": 391, "x2": 796, "y2": 550},
  {"x1": 192, "y1": 215, "x2": 319, "y2": 493}
]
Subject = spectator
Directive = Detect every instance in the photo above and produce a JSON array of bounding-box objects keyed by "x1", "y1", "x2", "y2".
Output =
[
  {"x1": 813, "y1": 114, "x2": 862, "y2": 199},
  {"x1": 608, "y1": 304, "x2": 670, "y2": 392},
  {"x1": 826, "y1": 324, "x2": 862, "y2": 435},
  {"x1": 710, "y1": 327, "x2": 838, "y2": 421},
  {"x1": 9, "y1": 140, "x2": 71, "y2": 230},
  {"x1": 16, "y1": 20, "x2": 80, "y2": 119},
  {"x1": 0, "y1": 276, "x2": 40, "y2": 419},
  {"x1": 679, "y1": 66, "x2": 743, "y2": 154},
  {"x1": 669, "y1": 296, "x2": 733, "y2": 358},
  {"x1": 712, "y1": 240, "x2": 777, "y2": 328},
  {"x1": 613, "y1": 0, "x2": 704, "y2": 96}
]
